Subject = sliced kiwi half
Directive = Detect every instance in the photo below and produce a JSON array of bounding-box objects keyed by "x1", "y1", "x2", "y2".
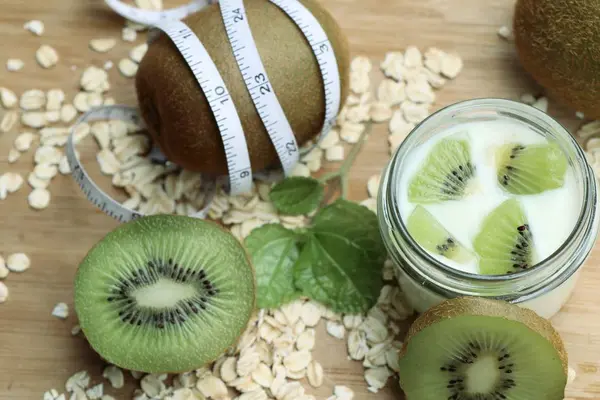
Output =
[
  {"x1": 408, "y1": 137, "x2": 477, "y2": 204},
  {"x1": 473, "y1": 198, "x2": 537, "y2": 275},
  {"x1": 74, "y1": 215, "x2": 256, "y2": 373},
  {"x1": 398, "y1": 297, "x2": 568, "y2": 400},
  {"x1": 407, "y1": 205, "x2": 474, "y2": 264},
  {"x1": 496, "y1": 142, "x2": 568, "y2": 195}
]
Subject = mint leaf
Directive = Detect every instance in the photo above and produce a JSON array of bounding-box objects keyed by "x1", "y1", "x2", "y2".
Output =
[
  {"x1": 294, "y1": 199, "x2": 386, "y2": 313},
  {"x1": 244, "y1": 224, "x2": 302, "y2": 309},
  {"x1": 269, "y1": 177, "x2": 324, "y2": 215}
]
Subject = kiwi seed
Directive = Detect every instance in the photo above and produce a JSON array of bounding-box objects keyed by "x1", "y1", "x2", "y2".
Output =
[
  {"x1": 135, "y1": 0, "x2": 350, "y2": 175},
  {"x1": 74, "y1": 214, "x2": 256, "y2": 373}
]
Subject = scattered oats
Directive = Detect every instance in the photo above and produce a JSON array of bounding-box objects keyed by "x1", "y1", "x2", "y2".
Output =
[
  {"x1": 89, "y1": 38, "x2": 117, "y2": 53},
  {"x1": 219, "y1": 357, "x2": 238, "y2": 383},
  {"x1": 60, "y1": 104, "x2": 78, "y2": 123},
  {"x1": 97, "y1": 149, "x2": 121, "y2": 175},
  {"x1": 318, "y1": 129, "x2": 340, "y2": 150},
  {"x1": 305, "y1": 360, "x2": 323, "y2": 388},
  {"x1": 306, "y1": 157, "x2": 322, "y2": 172},
  {"x1": 85, "y1": 384, "x2": 103, "y2": 400},
  {"x1": 532, "y1": 96, "x2": 548, "y2": 113},
  {"x1": 587, "y1": 138, "x2": 600, "y2": 151},
  {"x1": 100, "y1": 396, "x2": 115, "y2": 400},
  {"x1": 45, "y1": 111, "x2": 60, "y2": 123},
  {"x1": 519, "y1": 93, "x2": 536, "y2": 105},
  {"x1": 103, "y1": 61, "x2": 114, "y2": 71},
  {"x1": 281, "y1": 300, "x2": 303, "y2": 325},
  {"x1": 36, "y1": 45, "x2": 59, "y2": 68},
  {"x1": 497, "y1": 25, "x2": 513, "y2": 40},
  {"x1": 212, "y1": 356, "x2": 227, "y2": 380},
  {"x1": 251, "y1": 363, "x2": 274, "y2": 388},
  {"x1": 92, "y1": 122, "x2": 111, "y2": 148},
  {"x1": 406, "y1": 81, "x2": 435, "y2": 104},
  {"x1": 388, "y1": 133, "x2": 407, "y2": 154},
  {"x1": 370, "y1": 102, "x2": 393, "y2": 122},
  {"x1": 8, "y1": 148, "x2": 20, "y2": 163},
  {"x1": 347, "y1": 329, "x2": 368, "y2": 360},
  {"x1": 568, "y1": 365, "x2": 577, "y2": 384},
  {"x1": 66, "y1": 371, "x2": 91, "y2": 392},
  {"x1": 141, "y1": 375, "x2": 164, "y2": 398},
  {"x1": 230, "y1": 375, "x2": 261, "y2": 393},
  {"x1": 385, "y1": 348, "x2": 400, "y2": 372},
  {"x1": 51, "y1": 302, "x2": 69, "y2": 319},
  {"x1": 1, "y1": 111, "x2": 19, "y2": 133},
  {"x1": 237, "y1": 348, "x2": 261, "y2": 377},
  {"x1": 575, "y1": 111, "x2": 585, "y2": 120},
  {"x1": 360, "y1": 316, "x2": 389, "y2": 343},
  {"x1": 132, "y1": 389, "x2": 149, "y2": 400},
  {"x1": 81, "y1": 66, "x2": 109, "y2": 92},
  {"x1": 73, "y1": 92, "x2": 90, "y2": 113},
  {"x1": 325, "y1": 145, "x2": 344, "y2": 162},
  {"x1": 334, "y1": 385, "x2": 354, "y2": 400},
  {"x1": 350, "y1": 71, "x2": 370, "y2": 94},
  {"x1": 377, "y1": 79, "x2": 406, "y2": 105},
  {"x1": 236, "y1": 389, "x2": 268, "y2": 400},
  {"x1": 343, "y1": 315, "x2": 363, "y2": 330},
  {"x1": 43, "y1": 391, "x2": 55, "y2": 400},
  {"x1": 177, "y1": 372, "x2": 198, "y2": 389},
  {"x1": 130, "y1": 43, "x2": 149, "y2": 63},
  {"x1": 286, "y1": 368, "x2": 307, "y2": 380},
  {"x1": 350, "y1": 56, "x2": 372, "y2": 74},
  {"x1": 424, "y1": 47, "x2": 444, "y2": 73},
  {"x1": 577, "y1": 120, "x2": 600, "y2": 139},
  {"x1": 34, "y1": 163, "x2": 59, "y2": 180},
  {"x1": 291, "y1": 163, "x2": 310, "y2": 178},
  {"x1": 0, "y1": 87, "x2": 17, "y2": 108},
  {"x1": 440, "y1": 53, "x2": 463, "y2": 79},
  {"x1": 28, "y1": 172, "x2": 50, "y2": 189},
  {"x1": 119, "y1": 58, "x2": 139, "y2": 77},
  {"x1": 6, "y1": 253, "x2": 30, "y2": 272},
  {"x1": 367, "y1": 176, "x2": 380, "y2": 198},
  {"x1": 326, "y1": 321, "x2": 345, "y2": 339},
  {"x1": 22, "y1": 111, "x2": 47, "y2": 128},
  {"x1": 380, "y1": 52, "x2": 404, "y2": 80},
  {"x1": 20, "y1": 89, "x2": 46, "y2": 110},
  {"x1": 0, "y1": 257, "x2": 8, "y2": 279},
  {"x1": 283, "y1": 351, "x2": 312, "y2": 372},
  {"x1": 277, "y1": 381, "x2": 304, "y2": 400},
  {"x1": 122, "y1": 27, "x2": 137, "y2": 42},
  {"x1": 300, "y1": 302, "x2": 322, "y2": 327},
  {"x1": 103, "y1": 97, "x2": 115, "y2": 106},
  {"x1": 28, "y1": 188, "x2": 51, "y2": 209},
  {"x1": 404, "y1": 46, "x2": 423, "y2": 68},
  {"x1": 422, "y1": 68, "x2": 446, "y2": 89},
  {"x1": 0, "y1": 281, "x2": 7, "y2": 303},
  {"x1": 24, "y1": 19, "x2": 44, "y2": 35},
  {"x1": 364, "y1": 366, "x2": 390, "y2": 391},
  {"x1": 401, "y1": 102, "x2": 429, "y2": 124},
  {"x1": 6, "y1": 59, "x2": 24, "y2": 72},
  {"x1": 345, "y1": 104, "x2": 370, "y2": 123},
  {"x1": 388, "y1": 111, "x2": 414, "y2": 134},
  {"x1": 35, "y1": 146, "x2": 62, "y2": 164},
  {"x1": 3, "y1": 172, "x2": 24, "y2": 193}
]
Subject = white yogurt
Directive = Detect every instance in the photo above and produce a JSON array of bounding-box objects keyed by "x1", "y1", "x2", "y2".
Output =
[{"x1": 397, "y1": 119, "x2": 583, "y2": 274}]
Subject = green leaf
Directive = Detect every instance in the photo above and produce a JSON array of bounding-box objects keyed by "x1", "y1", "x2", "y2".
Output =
[
  {"x1": 294, "y1": 199, "x2": 386, "y2": 314},
  {"x1": 269, "y1": 177, "x2": 325, "y2": 215},
  {"x1": 244, "y1": 224, "x2": 303, "y2": 309}
]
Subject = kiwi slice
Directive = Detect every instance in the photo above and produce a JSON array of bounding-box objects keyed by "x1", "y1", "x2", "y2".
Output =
[
  {"x1": 496, "y1": 142, "x2": 568, "y2": 195},
  {"x1": 408, "y1": 138, "x2": 476, "y2": 203},
  {"x1": 407, "y1": 205, "x2": 474, "y2": 263},
  {"x1": 398, "y1": 297, "x2": 568, "y2": 400},
  {"x1": 473, "y1": 198, "x2": 537, "y2": 275},
  {"x1": 74, "y1": 215, "x2": 256, "y2": 373}
]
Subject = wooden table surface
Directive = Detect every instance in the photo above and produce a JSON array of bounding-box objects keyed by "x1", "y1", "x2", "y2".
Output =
[{"x1": 1, "y1": 0, "x2": 600, "y2": 399}]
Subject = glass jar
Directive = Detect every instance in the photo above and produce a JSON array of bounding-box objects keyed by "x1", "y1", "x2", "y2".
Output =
[{"x1": 377, "y1": 98, "x2": 600, "y2": 319}]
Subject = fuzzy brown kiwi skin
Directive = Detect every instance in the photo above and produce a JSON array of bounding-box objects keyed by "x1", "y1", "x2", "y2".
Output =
[
  {"x1": 398, "y1": 297, "x2": 569, "y2": 376},
  {"x1": 74, "y1": 216, "x2": 258, "y2": 375},
  {"x1": 513, "y1": 0, "x2": 600, "y2": 119},
  {"x1": 135, "y1": 0, "x2": 350, "y2": 175}
]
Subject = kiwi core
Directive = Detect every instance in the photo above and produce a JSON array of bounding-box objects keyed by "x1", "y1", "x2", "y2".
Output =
[
  {"x1": 463, "y1": 354, "x2": 501, "y2": 394},
  {"x1": 133, "y1": 278, "x2": 200, "y2": 308}
]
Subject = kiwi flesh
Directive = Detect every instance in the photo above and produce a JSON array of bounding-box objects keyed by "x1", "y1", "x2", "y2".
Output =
[
  {"x1": 135, "y1": 0, "x2": 350, "y2": 175},
  {"x1": 74, "y1": 215, "x2": 256, "y2": 373},
  {"x1": 406, "y1": 205, "x2": 474, "y2": 264},
  {"x1": 398, "y1": 297, "x2": 568, "y2": 400},
  {"x1": 496, "y1": 142, "x2": 568, "y2": 195},
  {"x1": 513, "y1": 0, "x2": 600, "y2": 119},
  {"x1": 408, "y1": 138, "x2": 476, "y2": 204},
  {"x1": 473, "y1": 198, "x2": 536, "y2": 276}
]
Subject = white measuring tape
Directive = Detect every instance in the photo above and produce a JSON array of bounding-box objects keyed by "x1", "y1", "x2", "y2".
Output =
[{"x1": 67, "y1": 0, "x2": 342, "y2": 223}]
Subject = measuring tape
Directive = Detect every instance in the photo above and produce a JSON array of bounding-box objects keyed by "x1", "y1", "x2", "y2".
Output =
[
  {"x1": 65, "y1": 106, "x2": 216, "y2": 223},
  {"x1": 67, "y1": 0, "x2": 342, "y2": 223}
]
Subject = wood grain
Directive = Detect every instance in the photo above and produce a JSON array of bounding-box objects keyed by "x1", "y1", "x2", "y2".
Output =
[{"x1": 1, "y1": 0, "x2": 599, "y2": 399}]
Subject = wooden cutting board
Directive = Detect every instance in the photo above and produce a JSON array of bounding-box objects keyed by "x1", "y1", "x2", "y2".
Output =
[{"x1": 1, "y1": 0, "x2": 599, "y2": 399}]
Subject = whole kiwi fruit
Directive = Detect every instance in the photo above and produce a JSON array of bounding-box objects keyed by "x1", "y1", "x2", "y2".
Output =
[
  {"x1": 513, "y1": 0, "x2": 600, "y2": 118},
  {"x1": 135, "y1": 0, "x2": 350, "y2": 175},
  {"x1": 74, "y1": 214, "x2": 256, "y2": 373}
]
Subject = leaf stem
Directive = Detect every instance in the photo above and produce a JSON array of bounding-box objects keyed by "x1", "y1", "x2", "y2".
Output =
[{"x1": 318, "y1": 122, "x2": 374, "y2": 198}]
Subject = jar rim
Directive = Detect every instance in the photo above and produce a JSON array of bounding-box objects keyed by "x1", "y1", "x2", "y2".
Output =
[{"x1": 382, "y1": 97, "x2": 594, "y2": 285}]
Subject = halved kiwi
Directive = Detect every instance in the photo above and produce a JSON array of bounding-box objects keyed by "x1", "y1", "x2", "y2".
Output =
[
  {"x1": 406, "y1": 205, "x2": 474, "y2": 264},
  {"x1": 473, "y1": 198, "x2": 537, "y2": 275},
  {"x1": 74, "y1": 215, "x2": 256, "y2": 373},
  {"x1": 496, "y1": 142, "x2": 568, "y2": 195},
  {"x1": 408, "y1": 137, "x2": 477, "y2": 204},
  {"x1": 398, "y1": 297, "x2": 568, "y2": 400}
]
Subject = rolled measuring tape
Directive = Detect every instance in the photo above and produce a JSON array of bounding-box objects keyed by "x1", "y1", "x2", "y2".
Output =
[{"x1": 67, "y1": 0, "x2": 341, "y2": 223}]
